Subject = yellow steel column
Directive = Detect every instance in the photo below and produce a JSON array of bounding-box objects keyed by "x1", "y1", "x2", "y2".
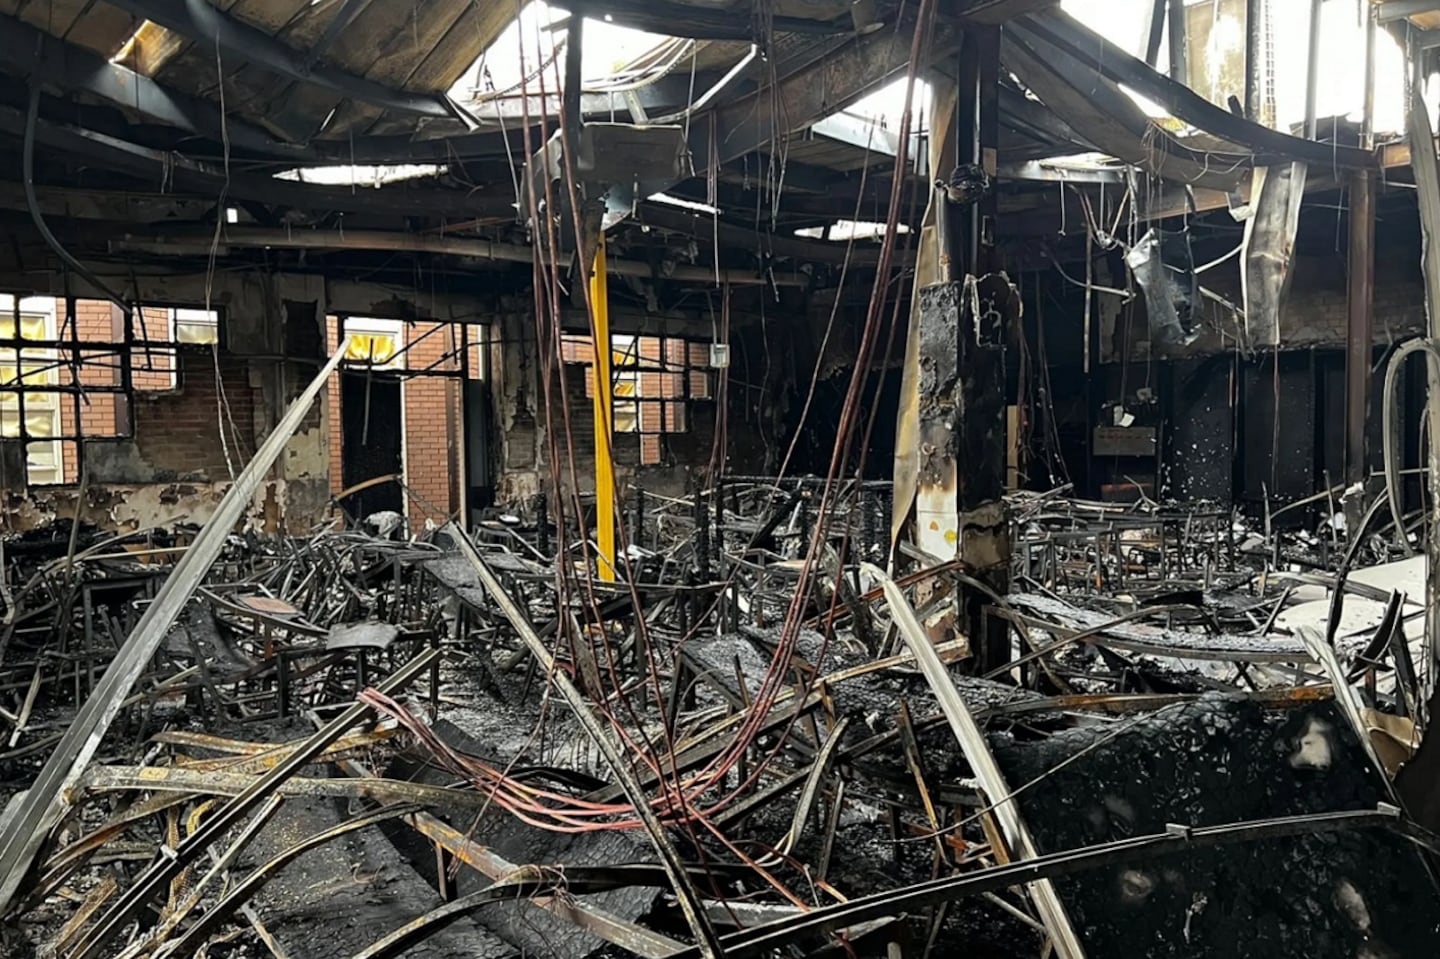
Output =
[{"x1": 590, "y1": 234, "x2": 617, "y2": 581}]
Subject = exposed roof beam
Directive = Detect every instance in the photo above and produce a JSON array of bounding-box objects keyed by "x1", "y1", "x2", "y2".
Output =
[
  {"x1": 689, "y1": 17, "x2": 962, "y2": 175},
  {"x1": 0, "y1": 105, "x2": 516, "y2": 218},
  {"x1": 950, "y1": 0, "x2": 1060, "y2": 25},
  {"x1": 806, "y1": 112, "x2": 910, "y2": 157},
  {"x1": 304, "y1": 0, "x2": 372, "y2": 71},
  {"x1": 1016, "y1": 10, "x2": 1375, "y2": 168},
  {"x1": 1004, "y1": 27, "x2": 1253, "y2": 188},
  {"x1": 101, "y1": 0, "x2": 473, "y2": 121},
  {"x1": 106, "y1": 225, "x2": 810, "y2": 286},
  {"x1": 996, "y1": 159, "x2": 1127, "y2": 183},
  {"x1": 1376, "y1": 0, "x2": 1440, "y2": 23},
  {"x1": 0, "y1": 12, "x2": 306, "y2": 158},
  {"x1": 554, "y1": 0, "x2": 855, "y2": 39}
]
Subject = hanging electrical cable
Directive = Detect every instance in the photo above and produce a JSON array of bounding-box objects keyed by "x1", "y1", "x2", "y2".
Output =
[{"x1": 23, "y1": 84, "x2": 127, "y2": 309}]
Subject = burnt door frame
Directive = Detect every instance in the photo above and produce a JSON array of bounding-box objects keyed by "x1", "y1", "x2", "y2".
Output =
[{"x1": 339, "y1": 369, "x2": 404, "y2": 518}]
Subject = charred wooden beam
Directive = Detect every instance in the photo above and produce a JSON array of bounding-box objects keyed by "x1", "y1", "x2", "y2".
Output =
[
  {"x1": 0, "y1": 12, "x2": 301, "y2": 157},
  {"x1": 689, "y1": 17, "x2": 962, "y2": 181},
  {"x1": 912, "y1": 277, "x2": 1016, "y2": 665}
]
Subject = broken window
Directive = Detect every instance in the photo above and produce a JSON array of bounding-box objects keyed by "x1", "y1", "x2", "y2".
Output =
[
  {"x1": 564, "y1": 333, "x2": 712, "y2": 465},
  {"x1": 341, "y1": 317, "x2": 405, "y2": 370},
  {"x1": 0, "y1": 296, "x2": 62, "y2": 485}
]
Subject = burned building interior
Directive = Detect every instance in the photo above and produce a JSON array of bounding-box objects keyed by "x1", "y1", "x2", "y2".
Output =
[{"x1": 12, "y1": 0, "x2": 1440, "y2": 956}]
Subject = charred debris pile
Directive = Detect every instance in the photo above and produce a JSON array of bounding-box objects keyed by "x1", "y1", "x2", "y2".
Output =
[{"x1": 1, "y1": 480, "x2": 1439, "y2": 959}]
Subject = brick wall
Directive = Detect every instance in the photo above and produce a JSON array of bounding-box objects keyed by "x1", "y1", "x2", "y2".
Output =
[
  {"x1": 58, "y1": 299, "x2": 121, "y2": 481},
  {"x1": 402, "y1": 322, "x2": 461, "y2": 528},
  {"x1": 327, "y1": 315, "x2": 343, "y2": 498},
  {"x1": 131, "y1": 349, "x2": 256, "y2": 480}
]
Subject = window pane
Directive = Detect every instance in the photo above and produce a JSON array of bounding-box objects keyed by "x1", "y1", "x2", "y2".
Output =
[
  {"x1": 176, "y1": 321, "x2": 218, "y2": 345},
  {"x1": 613, "y1": 399, "x2": 639, "y2": 433}
]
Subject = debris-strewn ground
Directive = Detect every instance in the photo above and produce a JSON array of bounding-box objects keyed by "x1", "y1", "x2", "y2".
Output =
[{"x1": 2, "y1": 486, "x2": 1438, "y2": 957}]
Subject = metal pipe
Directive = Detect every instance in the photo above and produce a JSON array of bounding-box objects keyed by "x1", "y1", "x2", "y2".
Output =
[
  {"x1": 24, "y1": 84, "x2": 126, "y2": 308},
  {"x1": 1406, "y1": 97, "x2": 1440, "y2": 727},
  {"x1": 591, "y1": 235, "x2": 617, "y2": 582},
  {"x1": 1362, "y1": 0, "x2": 1377, "y2": 149},
  {"x1": 109, "y1": 227, "x2": 808, "y2": 286},
  {"x1": 1141, "y1": 0, "x2": 1167, "y2": 66},
  {"x1": 1245, "y1": 0, "x2": 1263, "y2": 120},
  {"x1": 1304, "y1": 0, "x2": 1323, "y2": 138},
  {"x1": 1344, "y1": 169, "x2": 1375, "y2": 486},
  {"x1": 646, "y1": 45, "x2": 759, "y2": 126},
  {"x1": 1166, "y1": 0, "x2": 1188, "y2": 84}
]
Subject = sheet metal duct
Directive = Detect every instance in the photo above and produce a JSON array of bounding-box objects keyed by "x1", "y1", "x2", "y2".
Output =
[
  {"x1": 1125, "y1": 228, "x2": 1200, "y2": 351},
  {"x1": 1239, "y1": 163, "x2": 1308, "y2": 349}
]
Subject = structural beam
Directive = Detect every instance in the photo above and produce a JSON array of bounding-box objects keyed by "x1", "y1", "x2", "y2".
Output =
[
  {"x1": 1244, "y1": 0, "x2": 1264, "y2": 121},
  {"x1": 554, "y1": 0, "x2": 853, "y2": 38},
  {"x1": 0, "y1": 105, "x2": 516, "y2": 219},
  {"x1": 1345, "y1": 170, "x2": 1375, "y2": 487},
  {"x1": 106, "y1": 225, "x2": 809, "y2": 287},
  {"x1": 1166, "y1": 0, "x2": 1188, "y2": 84},
  {"x1": 101, "y1": 0, "x2": 472, "y2": 121},
  {"x1": 1304, "y1": 0, "x2": 1323, "y2": 138},
  {"x1": 1376, "y1": 0, "x2": 1440, "y2": 23},
  {"x1": 590, "y1": 235, "x2": 617, "y2": 581},
  {"x1": 954, "y1": 0, "x2": 1064, "y2": 24},
  {"x1": 0, "y1": 13, "x2": 300, "y2": 157},
  {"x1": 688, "y1": 16, "x2": 961, "y2": 177}
]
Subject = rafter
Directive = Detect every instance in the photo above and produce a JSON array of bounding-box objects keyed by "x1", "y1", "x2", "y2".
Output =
[{"x1": 100, "y1": 0, "x2": 472, "y2": 121}]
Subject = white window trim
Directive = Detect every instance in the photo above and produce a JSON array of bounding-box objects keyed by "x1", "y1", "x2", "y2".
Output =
[
  {"x1": 341, "y1": 316, "x2": 406, "y2": 371},
  {"x1": 0, "y1": 296, "x2": 64, "y2": 484}
]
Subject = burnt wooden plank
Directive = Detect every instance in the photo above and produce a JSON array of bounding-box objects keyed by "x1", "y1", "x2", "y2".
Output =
[
  {"x1": 320, "y1": 0, "x2": 472, "y2": 136},
  {"x1": 16, "y1": 0, "x2": 89, "y2": 36}
]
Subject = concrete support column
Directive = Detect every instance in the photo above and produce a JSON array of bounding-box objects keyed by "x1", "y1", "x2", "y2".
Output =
[{"x1": 914, "y1": 26, "x2": 1013, "y2": 673}]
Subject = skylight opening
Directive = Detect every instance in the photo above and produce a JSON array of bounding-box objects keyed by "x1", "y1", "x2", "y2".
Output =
[
  {"x1": 648, "y1": 193, "x2": 722, "y2": 216},
  {"x1": 1059, "y1": 0, "x2": 1407, "y2": 136},
  {"x1": 109, "y1": 21, "x2": 148, "y2": 65},
  {"x1": 794, "y1": 221, "x2": 910, "y2": 241},
  {"x1": 449, "y1": 2, "x2": 678, "y2": 101},
  {"x1": 274, "y1": 165, "x2": 447, "y2": 187},
  {"x1": 845, "y1": 77, "x2": 933, "y2": 131}
]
